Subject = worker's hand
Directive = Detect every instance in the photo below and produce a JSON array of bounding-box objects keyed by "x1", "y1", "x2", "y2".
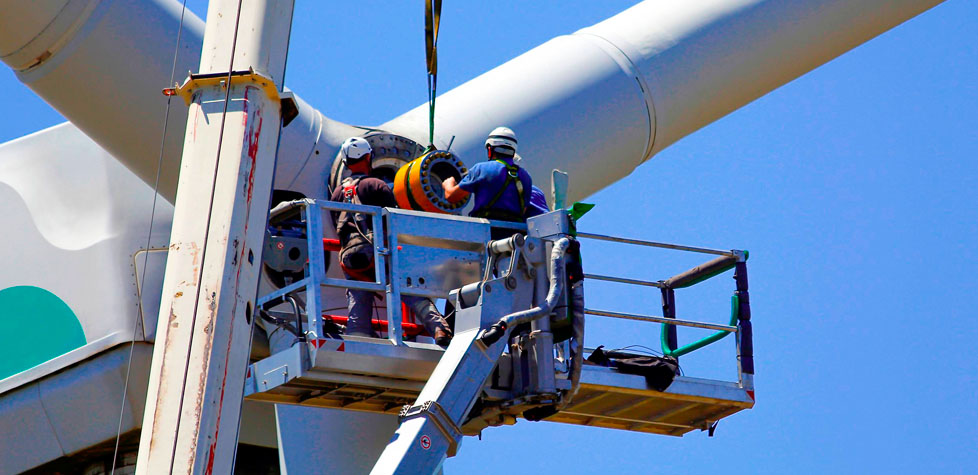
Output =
[{"x1": 443, "y1": 177, "x2": 469, "y2": 203}]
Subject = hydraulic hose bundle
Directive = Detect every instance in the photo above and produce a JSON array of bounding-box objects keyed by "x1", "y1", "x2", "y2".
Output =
[{"x1": 393, "y1": 149, "x2": 470, "y2": 214}]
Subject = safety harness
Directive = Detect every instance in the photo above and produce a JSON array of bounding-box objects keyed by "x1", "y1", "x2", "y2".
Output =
[
  {"x1": 472, "y1": 159, "x2": 527, "y2": 222},
  {"x1": 337, "y1": 175, "x2": 376, "y2": 281}
]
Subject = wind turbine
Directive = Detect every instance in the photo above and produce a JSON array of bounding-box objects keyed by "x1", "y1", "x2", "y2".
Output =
[{"x1": 0, "y1": 0, "x2": 956, "y2": 473}]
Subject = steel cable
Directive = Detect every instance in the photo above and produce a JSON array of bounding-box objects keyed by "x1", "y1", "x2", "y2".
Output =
[
  {"x1": 166, "y1": 0, "x2": 246, "y2": 472},
  {"x1": 110, "y1": 1, "x2": 191, "y2": 473}
]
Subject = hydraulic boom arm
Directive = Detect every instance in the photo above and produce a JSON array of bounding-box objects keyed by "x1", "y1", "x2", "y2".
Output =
[{"x1": 371, "y1": 232, "x2": 571, "y2": 474}]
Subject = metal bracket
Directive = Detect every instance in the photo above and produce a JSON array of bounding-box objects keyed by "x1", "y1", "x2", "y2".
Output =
[
  {"x1": 731, "y1": 249, "x2": 749, "y2": 262},
  {"x1": 162, "y1": 68, "x2": 299, "y2": 126},
  {"x1": 399, "y1": 400, "x2": 463, "y2": 457},
  {"x1": 484, "y1": 236, "x2": 535, "y2": 285}
]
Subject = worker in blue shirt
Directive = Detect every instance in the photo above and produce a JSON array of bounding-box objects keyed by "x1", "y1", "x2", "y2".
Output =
[
  {"x1": 442, "y1": 127, "x2": 532, "y2": 226},
  {"x1": 525, "y1": 185, "x2": 549, "y2": 218}
]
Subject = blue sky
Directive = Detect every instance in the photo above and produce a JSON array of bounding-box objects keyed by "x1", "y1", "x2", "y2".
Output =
[{"x1": 2, "y1": 1, "x2": 976, "y2": 473}]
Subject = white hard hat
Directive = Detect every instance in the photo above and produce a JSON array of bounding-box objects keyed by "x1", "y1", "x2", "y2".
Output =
[
  {"x1": 485, "y1": 127, "x2": 517, "y2": 155},
  {"x1": 340, "y1": 137, "x2": 372, "y2": 164}
]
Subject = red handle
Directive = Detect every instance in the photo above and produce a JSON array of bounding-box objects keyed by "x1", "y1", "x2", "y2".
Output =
[{"x1": 323, "y1": 238, "x2": 341, "y2": 252}]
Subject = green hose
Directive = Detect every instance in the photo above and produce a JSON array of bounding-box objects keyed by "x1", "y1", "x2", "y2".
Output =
[{"x1": 660, "y1": 295, "x2": 739, "y2": 358}]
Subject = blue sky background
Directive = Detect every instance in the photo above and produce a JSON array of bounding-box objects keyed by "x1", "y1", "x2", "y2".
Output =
[{"x1": 2, "y1": 1, "x2": 976, "y2": 473}]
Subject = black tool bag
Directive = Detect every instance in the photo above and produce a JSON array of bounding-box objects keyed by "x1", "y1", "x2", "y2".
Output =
[{"x1": 587, "y1": 346, "x2": 679, "y2": 392}]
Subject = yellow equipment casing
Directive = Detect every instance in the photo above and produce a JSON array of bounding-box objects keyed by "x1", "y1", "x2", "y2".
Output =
[{"x1": 393, "y1": 150, "x2": 469, "y2": 214}]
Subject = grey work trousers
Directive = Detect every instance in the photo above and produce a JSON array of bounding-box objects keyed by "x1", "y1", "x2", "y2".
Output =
[{"x1": 345, "y1": 274, "x2": 450, "y2": 338}]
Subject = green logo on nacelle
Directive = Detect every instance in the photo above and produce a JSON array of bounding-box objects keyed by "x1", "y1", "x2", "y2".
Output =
[{"x1": 0, "y1": 286, "x2": 86, "y2": 381}]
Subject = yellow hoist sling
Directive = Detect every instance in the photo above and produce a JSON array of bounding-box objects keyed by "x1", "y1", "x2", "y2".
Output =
[{"x1": 424, "y1": 0, "x2": 442, "y2": 147}]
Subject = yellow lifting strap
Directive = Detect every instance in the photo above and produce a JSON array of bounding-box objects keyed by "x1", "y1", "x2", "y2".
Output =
[
  {"x1": 425, "y1": 0, "x2": 442, "y2": 147},
  {"x1": 425, "y1": 0, "x2": 441, "y2": 75}
]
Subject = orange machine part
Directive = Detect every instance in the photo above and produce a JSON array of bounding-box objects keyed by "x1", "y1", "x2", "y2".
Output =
[{"x1": 393, "y1": 150, "x2": 469, "y2": 214}]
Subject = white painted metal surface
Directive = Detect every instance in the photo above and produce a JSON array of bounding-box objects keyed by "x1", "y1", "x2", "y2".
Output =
[
  {"x1": 275, "y1": 405, "x2": 399, "y2": 475},
  {"x1": 0, "y1": 0, "x2": 944, "y2": 205},
  {"x1": 381, "y1": 0, "x2": 944, "y2": 202},
  {"x1": 136, "y1": 1, "x2": 294, "y2": 472},
  {"x1": 0, "y1": 0, "x2": 358, "y2": 204},
  {"x1": 0, "y1": 122, "x2": 281, "y2": 472},
  {"x1": 0, "y1": 345, "x2": 152, "y2": 475},
  {"x1": 0, "y1": 0, "x2": 948, "y2": 472},
  {"x1": 0, "y1": 123, "x2": 173, "y2": 379},
  {"x1": 0, "y1": 0, "x2": 205, "y2": 201},
  {"x1": 579, "y1": 0, "x2": 945, "y2": 157}
]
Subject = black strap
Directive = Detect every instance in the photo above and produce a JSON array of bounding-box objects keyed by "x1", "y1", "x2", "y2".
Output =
[{"x1": 399, "y1": 159, "x2": 425, "y2": 211}]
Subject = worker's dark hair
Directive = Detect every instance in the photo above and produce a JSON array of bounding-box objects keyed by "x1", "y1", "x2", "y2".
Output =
[
  {"x1": 346, "y1": 152, "x2": 371, "y2": 165},
  {"x1": 487, "y1": 144, "x2": 515, "y2": 159}
]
